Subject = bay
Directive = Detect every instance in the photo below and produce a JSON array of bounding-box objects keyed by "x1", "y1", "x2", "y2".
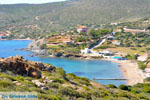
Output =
[{"x1": 0, "y1": 40, "x2": 126, "y2": 86}]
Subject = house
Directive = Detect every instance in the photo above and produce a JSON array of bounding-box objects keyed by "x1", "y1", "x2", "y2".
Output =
[
  {"x1": 123, "y1": 28, "x2": 147, "y2": 34},
  {"x1": 137, "y1": 54, "x2": 148, "y2": 61},
  {"x1": 144, "y1": 68, "x2": 150, "y2": 77},
  {"x1": 77, "y1": 25, "x2": 88, "y2": 33},
  {"x1": 81, "y1": 48, "x2": 91, "y2": 54},
  {"x1": 110, "y1": 23, "x2": 118, "y2": 25},
  {"x1": 0, "y1": 34, "x2": 5, "y2": 39},
  {"x1": 147, "y1": 62, "x2": 150, "y2": 68},
  {"x1": 99, "y1": 50, "x2": 113, "y2": 56},
  {"x1": 112, "y1": 40, "x2": 121, "y2": 45},
  {"x1": 114, "y1": 28, "x2": 122, "y2": 33},
  {"x1": 107, "y1": 36, "x2": 114, "y2": 40}
]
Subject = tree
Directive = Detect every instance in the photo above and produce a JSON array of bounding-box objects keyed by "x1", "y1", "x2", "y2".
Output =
[
  {"x1": 138, "y1": 62, "x2": 146, "y2": 70},
  {"x1": 40, "y1": 44, "x2": 47, "y2": 49}
]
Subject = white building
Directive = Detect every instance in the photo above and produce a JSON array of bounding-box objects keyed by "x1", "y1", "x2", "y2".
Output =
[
  {"x1": 112, "y1": 40, "x2": 121, "y2": 45},
  {"x1": 77, "y1": 26, "x2": 88, "y2": 33},
  {"x1": 81, "y1": 48, "x2": 91, "y2": 54}
]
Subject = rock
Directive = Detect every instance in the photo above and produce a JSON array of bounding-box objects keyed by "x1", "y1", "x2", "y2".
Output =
[
  {"x1": 13, "y1": 81, "x2": 22, "y2": 86},
  {"x1": 26, "y1": 39, "x2": 48, "y2": 57},
  {"x1": 41, "y1": 87, "x2": 49, "y2": 90},
  {"x1": 32, "y1": 80, "x2": 45, "y2": 87},
  {"x1": 43, "y1": 79, "x2": 53, "y2": 83},
  {"x1": 42, "y1": 76, "x2": 46, "y2": 79},
  {"x1": 0, "y1": 56, "x2": 56, "y2": 78},
  {"x1": 16, "y1": 55, "x2": 23, "y2": 60},
  {"x1": 31, "y1": 71, "x2": 41, "y2": 79},
  {"x1": 45, "y1": 66, "x2": 56, "y2": 72}
]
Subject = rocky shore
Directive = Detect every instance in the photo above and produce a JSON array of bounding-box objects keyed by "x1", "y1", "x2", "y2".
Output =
[{"x1": 0, "y1": 55, "x2": 56, "y2": 78}]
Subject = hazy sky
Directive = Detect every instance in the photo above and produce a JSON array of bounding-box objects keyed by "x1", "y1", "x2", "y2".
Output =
[{"x1": 0, "y1": 0, "x2": 66, "y2": 4}]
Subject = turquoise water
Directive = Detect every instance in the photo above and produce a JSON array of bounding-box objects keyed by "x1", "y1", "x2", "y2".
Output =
[
  {"x1": 0, "y1": 40, "x2": 126, "y2": 86},
  {"x1": 113, "y1": 56, "x2": 121, "y2": 59}
]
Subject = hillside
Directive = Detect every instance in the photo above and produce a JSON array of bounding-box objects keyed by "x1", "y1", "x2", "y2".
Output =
[
  {"x1": 0, "y1": 56, "x2": 150, "y2": 100},
  {"x1": 0, "y1": 0, "x2": 150, "y2": 38}
]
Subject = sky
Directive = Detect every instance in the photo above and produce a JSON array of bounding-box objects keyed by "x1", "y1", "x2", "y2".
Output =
[{"x1": 0, "y1": 0, "x2": 66, "y2": 4}]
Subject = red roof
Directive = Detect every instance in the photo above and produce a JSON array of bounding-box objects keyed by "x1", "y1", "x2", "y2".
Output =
[
  {"x1": 77, "y1": 25, "x2": 88, "y2": 29},
  {"x1": 0, "y1": 34, "x2": 5, "y2": 36}
]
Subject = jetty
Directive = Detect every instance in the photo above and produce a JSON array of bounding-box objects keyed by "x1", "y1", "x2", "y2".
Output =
[{"x1": 93, "y1": 78, "x2": 127, "y2": 80}]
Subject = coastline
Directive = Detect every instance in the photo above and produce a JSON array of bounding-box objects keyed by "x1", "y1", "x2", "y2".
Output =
[
  {"x1": 39, "y1": 54, "x2": 146, "y2": 86},
  {"x1": 104, "y1": 59, "x2": 146, "y2": 86},
  {"x1": 11, "y1": 39, "x2": 145, "y2": 86},
  {"x1": 27, "y1": 49, "x2": 146, "y2": 86}
]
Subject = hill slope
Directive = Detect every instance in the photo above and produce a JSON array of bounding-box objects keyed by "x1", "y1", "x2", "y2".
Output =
[
  {"x1": 0, "y1": 56, "x2": 150, "y2": 100},
  {"x1": 0, "y1": 0, "x2": 150, "y2": 38}
]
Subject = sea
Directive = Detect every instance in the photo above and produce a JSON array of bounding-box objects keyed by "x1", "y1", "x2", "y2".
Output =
[{"x1": 0, "y1": 40, "x2": 126, "y2": 86}]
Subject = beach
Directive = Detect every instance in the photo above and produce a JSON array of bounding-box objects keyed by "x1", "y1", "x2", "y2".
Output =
[{"x1": 106, "y1": 59, "x2": 146, "y2": 86}]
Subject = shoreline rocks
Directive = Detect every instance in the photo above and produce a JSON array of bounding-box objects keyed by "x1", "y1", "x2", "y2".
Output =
[{"x1": 0, "y1": 55, "x2": 56, "y2": 78}]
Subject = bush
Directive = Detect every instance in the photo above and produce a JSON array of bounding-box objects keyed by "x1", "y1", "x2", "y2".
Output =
[
  {"x1": 130, "y1": 48, "x2": 137, "y2": 50},
  {"x1": 107, "y1": 84, "x2": 117, "y2": 88},
  {"x1": 56, "y1": 67, "x2": 66, "y2": 78},
  {"x1": 47, "y1": 83, "x2": 60, "y2": 89},
  {"x1": 119, "y1": 85, "x2": 129, "y2": 91},
  {"x1": 0, "y1": 80, "x2": 13, "y2": 88},
  {"x1": 96, "y1": 45, "x2": 111, "y2": 49},
  {"x1": 125, "y1": 54, "x2": 138, "y2": 60},
  {"x1": 144, "y1": 77, "x2": 150, "y2": 82},
  {"x1": 143, "y1": 87, "x2": 150, "y2": 93},
  {"x1": 75, "y1": 76, "x2": 91, "y2": 86},
  {"x1": 54, "y1": 52, "x2": 63, "y2": 57},
  {"x1": 40, "y1": 44, "x2": 47, "y2": 49},
  {"x1": 59, "y1": 87, "x2": 80, "y2": 97},
  {"x1": 52, "y1": 78, "x2": 64, "y2": 84},
  {"x1": 138, "y1": 62, "x2": 146, "y2": 70}
]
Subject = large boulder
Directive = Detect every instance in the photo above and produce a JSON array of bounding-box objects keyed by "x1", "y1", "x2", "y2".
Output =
[{"x1": 0, "y1": 56, "x2": 56, "y2": 78}]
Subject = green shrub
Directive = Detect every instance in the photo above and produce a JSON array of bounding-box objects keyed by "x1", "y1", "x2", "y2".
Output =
[
  {"x1": 75, "y1": 76, "x2": 91, "y2": 86},
  {"x1": 38, "y1": 93, "x2": 51, "y2": 100},
  {"x1": 125, "y1": 54, "x2": 138, "y2": 60},
  {"x1": 47, "y1": 83, "x2": 60, "y2": 89},
  {"x1": 0, "y1": 73, "x2": 15, "y2": 81},
  {"x1": 96, "y1": 45, "x2": 111, "y2": 49},
  {"x1": 131, "y1": 88, "x2": 141, "y2": 93},
  {"x1": 40, "y1": 44, "x2": 47, "y2": 49},
  {"x1": 136, "y1": 94, "x2": 150, "y2": 100},
  {"x1": 138, "y1": 62, "x2": 146, "y2": 70},
  {"x1": 52, "y1": 78, "x2": 64, "y2": 84},
  {"x1": 14, "y1": 76, "x2": 25, "y2": 81},
  {"x1": 143, "y1": 87, "x2": 150, "y2": 93},
  {"x1": 119, "y1": 85, "x2": 129, "y2": 91},
  {"x1": 107, "y1": 84, "x2": 117, "y2": 88},
  {"x1": 59, "y1": 87, "x2": 80, "y2": 97},
  {"x1": 56, "y1": 67, "x2": 66, "y2": 78},
  {"x1": 144, "y1": 77, "x2": 150, "y2": 82},
  {"x1": 0, "y1": 80, "x2": 13, "y2": 88},
  {"x1": 130, "y1": 48, "x2": 137, "y2": 50}
]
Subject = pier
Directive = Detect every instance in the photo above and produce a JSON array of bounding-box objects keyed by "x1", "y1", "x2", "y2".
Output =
[{"x1": 93, "y1": 78, "x2": 128, "y2": 80}]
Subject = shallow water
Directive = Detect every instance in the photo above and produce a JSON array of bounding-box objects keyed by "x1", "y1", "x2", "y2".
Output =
[{"x1": 0, "y1": 40, "x2": 126, "y2": 86}]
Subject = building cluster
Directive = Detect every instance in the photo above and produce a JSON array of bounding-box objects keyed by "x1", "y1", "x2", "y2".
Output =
[
  {"x1": 0, "y1": 32, "x2": 6, "y2": 39},
  {"x1": 77, "y1": 25, "x2": 88, "y2": 33},
  {"x1": 144, "y1": 62, "x2": 150, "y2": 77},
  {"x1": 123, "y1": 28, "x2": 148, "y2": 34},
  {"x1": 0, "y1": 32, "x2": 10, "y2": 39}
]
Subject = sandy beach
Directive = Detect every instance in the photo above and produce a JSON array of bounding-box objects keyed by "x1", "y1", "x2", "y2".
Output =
[{"x1": 106, "y1": 59, "x2": 146, "y2": 86}]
